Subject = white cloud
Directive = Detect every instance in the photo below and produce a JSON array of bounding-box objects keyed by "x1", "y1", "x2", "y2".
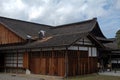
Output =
[
  {"x1": 28, "y1": 6, "x2": 45, "y2": 20},
  {"x1": 2, "y1": 0, "x2": 26, "y2": 13},
  {"x1": 116, "y1": 0, "x2": 120, "y2": 9},
  {"x1": 0, "y1": 0, "x2": 120, "y2": 37}
]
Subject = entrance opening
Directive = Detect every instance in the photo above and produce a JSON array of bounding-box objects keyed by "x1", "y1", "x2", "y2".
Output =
[{"x1": 0, "y1": 53, "x2": 5, "y2": 72}]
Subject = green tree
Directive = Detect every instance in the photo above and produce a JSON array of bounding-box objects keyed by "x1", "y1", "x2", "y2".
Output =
[{"x1": 116, "y1": 30, "x2": 120, "y2": 48}]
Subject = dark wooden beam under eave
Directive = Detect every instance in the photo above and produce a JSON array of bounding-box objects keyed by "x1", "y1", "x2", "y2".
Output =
[{"x1": 88, "y1": 33, "x2": 105, "y2": 49}]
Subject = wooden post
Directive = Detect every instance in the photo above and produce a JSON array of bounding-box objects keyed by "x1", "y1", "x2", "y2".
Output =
[
  {"x1": 16, "y1": 50, "x2": 18, "y2": 73},
  {"x1": 88, "y1": 48, "x2": 89, "y2": 74},
  {"x1": 52, "y1": 47, "x2": 54, "y2": 75},
  {"x1": 65, "y1": 47, "x2": 68, "y2": 77},
  {"x1": 27, "y1": 48, "x2": 31, "y2": 71},
  {"x1": 81, "y1": 63, "x2": 83, "y2": 75},
  {"x1": 84, "y1": 63, "x2": 85, "y2": 75},
  {"x1": 110, "y1": 54, "x2": 112, "y2": 71},
  {"x1": 4, "y1": 53, "x2": 6, "y2": 73},
  {"x1": 23, "y1": 52, "x2": 29, "y2": 69},
  {"x1": 77, "y1": 46, "x2": 80, "y2": 75}
]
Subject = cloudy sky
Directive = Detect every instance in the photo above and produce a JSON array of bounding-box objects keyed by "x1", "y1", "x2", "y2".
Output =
[{"x1": 0, "y1": 0, "x2": 120, "y2": 38}]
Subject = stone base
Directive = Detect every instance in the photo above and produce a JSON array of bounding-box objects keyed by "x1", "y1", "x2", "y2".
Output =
[{"x1": 26, "y1": 69, "x2": 31, "y2": 74}]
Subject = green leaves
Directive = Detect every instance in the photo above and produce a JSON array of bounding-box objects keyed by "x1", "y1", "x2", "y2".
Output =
[{"x1": 116, "y1": 30, "x2": 120, "y2": 48}]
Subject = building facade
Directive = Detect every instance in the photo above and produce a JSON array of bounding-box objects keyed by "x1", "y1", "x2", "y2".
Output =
[{"x1": 0, "y1": 16, "x2": 111, "y2": 77}]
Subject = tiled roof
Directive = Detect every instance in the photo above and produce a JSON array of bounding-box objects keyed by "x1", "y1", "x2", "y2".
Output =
[
  {"x1": 104, "y1": 38, "x2": 119, "y2": 50},
  {"x1": 0, "y1": 16, "x2": 107, "y2": 49},
  {"x1": 0, "y1": 16, "x2": 51, "y2": 39}
]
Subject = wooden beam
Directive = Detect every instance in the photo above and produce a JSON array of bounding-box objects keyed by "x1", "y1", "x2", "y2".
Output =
[
  {"x1": 77, "y1": 46, "x2": 80, "y2": 75},
  {"x1": 88, "y1": 47, "x2": 90, "y2": 74},
  {"x1": 16, "y1": 50, "x2": 18, "y2": 73},
  {"x1": 65, "y1": 47, "x2": 68, "y2": 77},
  {"x1": 51, "y1": 47, "x2": 54, "y2": 75},
  {"x1": 4, "y1": 53, "x2": 6, "y2": 73},
  {"x1": 23, "y1": 52, "x2": 29, "y2": 69}
]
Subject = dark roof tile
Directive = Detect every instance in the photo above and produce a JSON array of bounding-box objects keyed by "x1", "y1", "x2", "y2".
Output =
[
  {"x1": 25, "y1": 33, "x2": 88, "y2": 48},
  {"x1": 0, "y1": 16, "x2": 51, "y2": 39},
  {"x1": 0, "y1": 16, "x2": 107, "y2": 49}
]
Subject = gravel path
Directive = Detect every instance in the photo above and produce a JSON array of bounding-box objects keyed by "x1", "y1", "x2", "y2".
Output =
[
  {"x1": 99, "y1": 71, "x2": 120, "y2": 76},
  {"x1": 0, "y1": 73, "x2": 63, "y2": 80},
  {"x1": 0, "y1": 74, "x2": 43, "y2": 80}
]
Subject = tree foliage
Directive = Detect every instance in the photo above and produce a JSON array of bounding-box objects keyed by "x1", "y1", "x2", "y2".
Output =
[{"x1": 116, "y1": 30, "x2": 120, "y2": 48}]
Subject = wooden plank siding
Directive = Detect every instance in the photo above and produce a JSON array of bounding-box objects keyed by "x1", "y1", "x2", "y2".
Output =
[
  {"x1": 29, "y1": 50, "x2": 98, "y2": 77},
  {"x1": 23, "y1": 52, "x2": 29, "y2": 69},
  {"x1": 67, "y1": 50, "x2": 98, "y2": 76},
  {"x1": 0, "y1": 24, "x2": 24, "y2": 44},
  {"x1": 29, "y1": 51, "x2": 65, "y2": 76}
]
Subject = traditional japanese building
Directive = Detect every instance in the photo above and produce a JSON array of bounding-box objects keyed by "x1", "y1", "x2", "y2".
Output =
[
  {"x1": 0, "y1": 16, "x2": 111, "y2": 77},
  {"x1": 102, "y1": 38, "x2": 120, "y2": 70}
]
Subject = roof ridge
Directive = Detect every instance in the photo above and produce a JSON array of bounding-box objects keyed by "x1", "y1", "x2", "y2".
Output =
[
  {"x1": 52, "y1": 32, "x2": 88, "y2": 37},
  {"x1": 0, "y1": 16, "x2": 52, "y2": 27},
  {"x1": 52, "y1": 17, "x2": 97, "y2": 29}
]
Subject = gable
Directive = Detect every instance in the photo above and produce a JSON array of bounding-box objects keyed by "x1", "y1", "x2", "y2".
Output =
[
  {"x1": 0, "y1": 24, "x2": 24, "y2": 44},
  {"x1": 76, "y1": 37, "x2": 93, "y2": 45},
  {"x1": 91, "y1": 22, "x2": 106, "y2": 38},
  {"x1": 68, "y1": 37, "x2": 97, "y2": 57},
  {"x1": 0, "y1": 16, "x2": 51, "y2": 40}
]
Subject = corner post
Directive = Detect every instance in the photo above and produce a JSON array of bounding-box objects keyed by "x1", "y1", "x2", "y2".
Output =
[{"x1": 65, "y1": 46, "x2": 68, "y2": 78}]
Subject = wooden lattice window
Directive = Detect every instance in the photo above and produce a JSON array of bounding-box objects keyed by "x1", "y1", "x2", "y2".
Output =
[{"x1": 5, "y1": 53, "x2": 23, "y2": 68}]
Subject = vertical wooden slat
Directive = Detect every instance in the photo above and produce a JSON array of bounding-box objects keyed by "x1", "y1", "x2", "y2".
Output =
[
  {"x1": 48, "y1": 52, "x2": 52, "y2": 75},
  {"x1": 23, "y1": 52, "x2": 29, "y2": 69},
  {"x1": 88, "y1": 48, "x2": 90, "y2": 74},
  {"x1": 65, "y1": 47, "x2": 68, "y2": 77},
  {"x1": 0, "y1": 24, "x2": 24, "y2": 44},
  {"x1": 77, "y1": 46, "x2": 80, "y2": 75},
  {"x1": 80, "y1": 61, "x2": 83, "y2": 75},
  {"x1": 52, "y1": 48, "x2": 54, "y2": 75},
  {"x1": 16, "y1": 50, "x2": 18, "y2": 73}
]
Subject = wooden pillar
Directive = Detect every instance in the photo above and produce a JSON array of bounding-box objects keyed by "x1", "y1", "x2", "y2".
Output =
[
  {"x1": 65, "y1": 47, "x2": 68, "y2": 77},
  {"x1": 81, "y1": 63, "x2": 82, "y2": 75},
  {"x1": 4, "y1": 53, "x2": 6, "y2": 73},
  {"x1": 23, "y1": 51, "x2": 29, "y2": 69},
  {"x1": 16, "y1": 50, "x2": 18, "y2": 73},
  {"x1": 110, "y1": 53, "x2": 112, "y2": 71},
  {"x1": 83, "y1": 63, "x2": 85, "y2": 75},
  {"x1": 39, "y1": 48, "x2": 42, "y2": 74},
  {"x1": 88, "y1": 48, "x2": 90, "y2": 74},
  {"x1": 29, "y1": 48, "x2": 32, "y2": 70},
  {"x1": 51, "y1": 47, "x2": 54, "y2": 75},
  {"x1": 77, "y1": 46, "x2": 80, "y2": 75}
]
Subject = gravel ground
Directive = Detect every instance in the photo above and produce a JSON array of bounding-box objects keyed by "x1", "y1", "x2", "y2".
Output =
[
  {"x1": 99, "y1": 71, "x2": 120, "y2": 76},
  {"x1": 0, "y1": 73, "x2": 63, "y2": 80},
  {"x1": 0, "y1": 74, "x2": 43, "y2": 80}
]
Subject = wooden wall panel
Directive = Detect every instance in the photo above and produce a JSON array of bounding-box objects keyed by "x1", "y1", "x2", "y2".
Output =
[
  {"x1": 40, "y1": 58, "x2": 46, "y2": 75},
  {"x1": 67, "y1": 50, "x2": 98, "y2": 76},
  {"x1": 88, "y1": 57, "x2": 98, "y2": 73},
  {"x1": 30, "y1": 58, "x2": 40, "y2": 74},
  {"x1": 0, "y1": 24, "x2": 24, "y2": 44},
  {"x1": 58, "y1": 57, "x2": 65, "y2": 76},
  {"x1": 54, "y1": 58, "x2": 58, "y2": 75},
  {"x1": 29, "y1": 51, "x2": 65, "y2": 76},
  {"x1": 29, "y1": 50, "x2": 98, "y2": 77},
  {"x1": 48, "y1": 57, "x2": 53, "y2": 75},
  {"x1": 23, "y1": 52, "x2": 29, "y2": 69}
]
